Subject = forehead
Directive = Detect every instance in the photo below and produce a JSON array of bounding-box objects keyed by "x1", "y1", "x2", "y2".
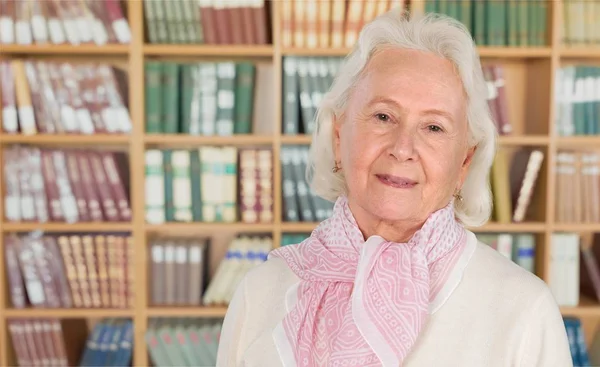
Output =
[{"x1": 357, "y1": 47, "x2": 466, "y2": 110}]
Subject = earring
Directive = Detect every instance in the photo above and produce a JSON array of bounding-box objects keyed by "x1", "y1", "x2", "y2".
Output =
[
  {"x1": 332, "y1": 161, "x2": 341, "y2": 173},
  {"x1": 454, "y1": 189, "x2": 463, "y2": 202}
]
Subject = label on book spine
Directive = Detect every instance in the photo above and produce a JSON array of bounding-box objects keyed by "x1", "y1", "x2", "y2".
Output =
[
  {"x1": 113, "y1": 19, "x2": 131, "y2": 44},
  {"x1": 92, "y1": 19, "x2": 108, "y2": 45},
  {"x1": 64, "y1": 20, "x2": 80, "y2": 45},
  {"x1": 15, "y1": 21, "x2": 32, "y2": 45},
  {"x1": 2, "y1": 106, "x2": 18, "y2": 132},
  {"x1": 76, "y1": 17, "x2": 93, "y2": 43},
  {"x1": 18, "y1": 106, "x2": 36, "y2": 135},
  {"x1": 102, "y1": 107, "x2": 119, "y2": 133},
  {"x1": 76, "y1": 108, "x2": 95, "y2": 134},
  {"x1": 31, "y1": 15, "x2": 48, "y2": 43},
  {"x1": 48, "y1": 19, "x2": 66, "y2": 44},
  {"x1": 4, "y1": 196, "x2": 20, "y2": 221},
  {"x1": 61, "y1": 105, "x2": 78, "y2": 132},
  {"x1": 0, "y1": 17, "x2": 14, "y2": 43},
  {"x1": 116, "y1": 106, "x2": 132, "y2": 133}
]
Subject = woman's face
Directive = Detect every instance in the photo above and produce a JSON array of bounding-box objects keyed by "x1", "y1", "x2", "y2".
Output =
[{"x1": 334, "y1": 47, "x2": 475, "y2": 226}]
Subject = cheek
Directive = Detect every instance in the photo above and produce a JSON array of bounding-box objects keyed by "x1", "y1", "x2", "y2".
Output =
[
  {"x1": 424, "y1": 148, "x2": 464, "y2": 190},
  {"x1": 340, "y1": 125, "x2": 381, "y2": 178}
]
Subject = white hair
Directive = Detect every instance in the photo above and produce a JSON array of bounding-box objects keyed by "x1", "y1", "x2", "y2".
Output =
[{"x1": 306, "y1": 10, "x2": 498, "y2": 227}]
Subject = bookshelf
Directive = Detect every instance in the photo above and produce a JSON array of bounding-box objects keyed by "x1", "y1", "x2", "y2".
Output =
[{"x1": 0, "y1": 0, "x2": 599, "y2": 365}]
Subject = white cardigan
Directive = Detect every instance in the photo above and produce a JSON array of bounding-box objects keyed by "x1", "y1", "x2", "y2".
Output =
[{"x1": 216, "y1": 230, "x2": 573, "y2": 367}]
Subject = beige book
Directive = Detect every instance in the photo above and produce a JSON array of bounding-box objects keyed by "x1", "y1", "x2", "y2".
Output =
[
  {"x1": 81, "y1": 235, "x2": 102, "y2": 308},
  {"x1": 304, "y1": 0, "x2": 318, "y2": 48},
  {"x1": 69, "y1": 235, "x2": 92, "y2": 308},
  {"x1": 281, "y1": 0, "x2": 294, "y2": 47},
  {"x1": 491, "y1": 149, "x2": 512, "y2": 223},
  {"x1": 330, "y1": 0, "x2": 346, "y2": 48},
  {"x1": 318, "y1": 0, "x2": 331, "y2": 48},
  {"x1": 94, "y1": 235, "x2": 111, "y2": 308},
  {"x1": 293, "y1": 0, "x2": 306, "y2": 47},
  {"x1": 56, "y1": 236, "x2": 82, "y2": 307},
  {"x1": 11, "y1": 60, "x2": 37, "y2": 135},
  {"x1": 187, "y1": 239, "x2": 207, "y2": 306},
  {"x1": 344, "y1": 0, "x2": 364, "y2": 48}
]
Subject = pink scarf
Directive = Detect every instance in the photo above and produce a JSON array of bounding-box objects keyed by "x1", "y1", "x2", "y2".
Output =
[{"x1": 269, "y1": 195, "x2": 468, "y2": 366}]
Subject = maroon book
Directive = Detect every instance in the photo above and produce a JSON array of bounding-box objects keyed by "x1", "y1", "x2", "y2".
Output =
[
  {"x1": 4, "y1": 235, "x2": 27, "y2": 308},
  {"x1": 65, "y1": 151, "x2": 90, "y2": 221},
  {"x1": 100, "y1": 151, "x2": 131, "y2": 221},
  {"x1": 88, "y1": 151, "x2": 119, "y2": 222},
  {"x1": 76, "y1": 151, "x2": 105, "y2": 221}
]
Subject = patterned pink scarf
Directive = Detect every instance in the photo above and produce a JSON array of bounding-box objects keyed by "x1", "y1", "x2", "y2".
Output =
[{"x1": 269, "y1": 195, "x2": 467, "y2": 366}]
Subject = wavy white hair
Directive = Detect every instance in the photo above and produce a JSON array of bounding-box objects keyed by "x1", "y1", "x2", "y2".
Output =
[{"x1": 306, "y1": 10, "x2": 498, "y2": 227}]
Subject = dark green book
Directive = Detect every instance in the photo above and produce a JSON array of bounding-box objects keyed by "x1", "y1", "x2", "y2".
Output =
[
  {"x1": 162, "y1": 62, "x2": 180, "y2": 133},
  {"x1": 145, "y1": 61, "x2": 163, "y2": 133},
  {"x1": 233, "y1": 62, "x2": 256, "y2": 134}
]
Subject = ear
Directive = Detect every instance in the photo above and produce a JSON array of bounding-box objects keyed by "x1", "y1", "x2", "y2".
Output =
[
  {"x1": 332, "y1": 113, "x2": 343, "y2": 162},
  {"x1": 458, "y1": 145, "x2": 477, "y2": 188}
]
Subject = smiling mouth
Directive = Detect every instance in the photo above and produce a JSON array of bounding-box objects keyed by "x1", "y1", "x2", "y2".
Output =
[{"x1": 375, "y1": 174, "x2": 418, "y2": 188}]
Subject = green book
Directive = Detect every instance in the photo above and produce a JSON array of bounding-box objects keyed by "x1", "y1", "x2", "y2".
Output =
[
  {"x1": 145, "y1": 150, "x2": 165, "y2": 224},
  {"x1": 144, "y1": 61, "x2": 162, "y2": 133},
  {"x1": 507, "y1": 0, "x2": 518, "y2": 46},
  {"x1": 233, "y1": 62, "x2": 256, "y2": 134},
  {"x1": 163, "y1": 149, "x2": 175, "y2": 221},
  {"x1": 473, "y1": 0, "x2": 487, "y2": 46},
  {"x1": 180, "y1": 64, "x2": 194, "y2": 134},
  {"x1": 459, "y1": 0, "x2": 472, "y2": 36},
  {"x1": 190, "y1": 150, "x2": 202, "y2": 221},
  {"x1": 172, "y1": 150, "x2": 192, "y2": 222},
  {"x1": 162, "y1": 62, "x2": 180, "y2": 133},
  {"x1": 215, "y1": 62, "x2": 237, "y2": 136},
  {"x1": 517, "y1": 0, "x2": 528, "y2": 46}
]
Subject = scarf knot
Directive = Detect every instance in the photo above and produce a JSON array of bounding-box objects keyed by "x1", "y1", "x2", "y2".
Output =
[{"x1": 269, "y1": 196, "x2": 467, "y2": 367}]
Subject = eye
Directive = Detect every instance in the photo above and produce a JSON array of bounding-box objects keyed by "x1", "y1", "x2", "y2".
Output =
[
  {"x1": 375, "y1": 113, "x2": 391, "y2": 122},
  {"x1": 427, "y1": 124, "x2": 443, "y2": 133}
]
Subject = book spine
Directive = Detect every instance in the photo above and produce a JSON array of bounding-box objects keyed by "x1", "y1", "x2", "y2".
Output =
[{"x1": 0, "y1": 61, "x2": 18, "y2": 133}]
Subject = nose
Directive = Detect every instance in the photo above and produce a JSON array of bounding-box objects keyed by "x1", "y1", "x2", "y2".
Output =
[{"x1": 388, "y1": 126, "x2": 418, "y2": 162}]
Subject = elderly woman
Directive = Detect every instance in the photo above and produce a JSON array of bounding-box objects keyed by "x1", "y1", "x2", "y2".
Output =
[{"x1": 216, "y1": 10, "x2": 572, "y2": 367}]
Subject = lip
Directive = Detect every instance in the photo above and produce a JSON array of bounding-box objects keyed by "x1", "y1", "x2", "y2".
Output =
[{"x1": 375, "y1": 174, "x2": 418, "y2": 189}]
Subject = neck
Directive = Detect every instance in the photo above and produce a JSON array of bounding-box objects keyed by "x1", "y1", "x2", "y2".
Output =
[{"x1": 347, "y1": 199, "x2": 426, "y2": 243}]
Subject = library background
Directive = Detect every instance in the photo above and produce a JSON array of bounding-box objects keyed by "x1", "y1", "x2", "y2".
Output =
[{"x1": 0, "y1": 0, "x2": 599, "y2": 365}]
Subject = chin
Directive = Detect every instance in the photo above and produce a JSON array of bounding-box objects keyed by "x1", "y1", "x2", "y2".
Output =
[{"x1": 358, "y1": 190, "x2": 421, "y2": 222}]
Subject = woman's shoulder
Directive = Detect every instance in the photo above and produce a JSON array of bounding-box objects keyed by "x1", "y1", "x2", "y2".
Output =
[
  {"x1": 461, "y1": 237, "x2": 557, "y2": 309},
  {"x1": 242, "y1": 253, "x2": 300, "y2": 296}
]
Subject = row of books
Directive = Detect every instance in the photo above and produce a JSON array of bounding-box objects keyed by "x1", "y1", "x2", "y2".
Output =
[
  {"x1": 282, "y1": 56, "x2": 342, "y2": 135},
  {"x1": 3, "y1": 146, "x2": 131, "y2": 224},
  {"x1": 144, "y1": 0, "x2": 270, "y2": 45},
  {"x1": 145, "y1": 147, "x2": 273, "y2": 224},
  {"x1": 281, "y1": 146, "x2": 335, "y2": 223},
  {"x1": 0, "y1": 0, "x2": 130, "y2": 45},
  {"x1": 79, "y1": 319, "x2": 134, "y2": 367},
  {"x1": 150, "y1": 237, "x2": 208, "y2": 307},
  {"x1": 146, "y1": 318, "x2": 222, "y2": 367},
  {"x1": 555, "y1": 65, "x2": 600, "y2": 137},
  {"x1": 5, "y1": 233, "x2": 134, "y2": 310},
  {"x1": 562, "y1": 0, "x2": 600, "y2": 46},
  {"x1": 425, "y1": 0, "x2": 548, "y2": 47},
  {"x1": 483, "y1": 64, "x2": 512, "y2": 135},
  {"x1": 490, "y1": 148, "x2": 544, "y2": 223},
  {"x1": 0, "y1": 60, "x2": 131, "y2": 135},
  {"x1": 203, "y1": 236, "x2": 271, "y2": 306},
  {"x1": 564, "y1": 317, "x2": 594, "y2": 367},
  {"x1": 8, "y1": 319, "x2": 69, "y2": 367},
  {"x1": 144, "y1": 61, "x2": 257, "y2": 135},
  {"x1": 280, "y1": 0, "x2": 405, "y2": 49},
  {"x1": 555, "y1": 150, "x2": 600, "y2": 224},
  {"x1": 8, "y1": 318, "x2": 134, "y2": 367},
  {"x1": 476, "y1": 233, "x2": 536, "y2": 273},
  {"x1": 549, "y1": 232, "x2": 600, "y2": 307}
]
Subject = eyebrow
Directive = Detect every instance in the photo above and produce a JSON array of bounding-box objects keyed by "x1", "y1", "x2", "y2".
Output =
[{"x1": 367, "y1": 96, "x2": 455, "y2": 123}]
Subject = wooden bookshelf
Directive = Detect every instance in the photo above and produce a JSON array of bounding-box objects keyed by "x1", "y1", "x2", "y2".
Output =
[{"x1": 0, "y1": 0, "x2": 599, "y2": 366}]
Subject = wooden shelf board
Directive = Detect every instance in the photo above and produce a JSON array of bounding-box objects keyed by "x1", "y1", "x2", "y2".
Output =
[
  {"x1": 0, "y1": 134, "x2": 130, "y2": 145},
  {"x1": 280, "y1": 135, "x2": 312, "y2": 144},
  {"x1": 498, "y1": 135, "x2": 549, "y2": 145},
  {"x1": 469, "y1": 222, "x2": 547, "y2": 232},
  {"x1": 556, "y1": 136, "x2": 600, "y2": 147},
  {"x1": 1, "y1": 222, "x2": 132, "y2": 232},
  {"x1": 560, "y1": 297, "x2": 600, "y2": 317},
  {"x1": 143, "y1": 44, "x2": 274, "y2": 57},
  {"x1": 144, "y1": 134, "x2": 274, "y2": 146},
  {"x1": 281, "y1": 47, "x2": 553, "y2": 58},
  {"x1": 147, "y1": 306, "x2": 228, "y2": 317},
  {"x1": 4, "y1": 308, "x2": 134, "y2": 318},
  {"x1": 145, "y1": 222, "x2": 274, "y2": 233},
  {"x1": 553, "y1": 223, "x2": 600, "y2": 232},
  {"x1": 560, "y1": 48, "x2": 600, "y2": 58},
  {"x1": 280, "y1": 222, "x2": 319, "y2": 232},
  {"x1": 0, "y1": 44, "x2": 129, "y2": 55},
  {"x1": 477, "y1": 47, "x2": 552, "y2": 58}
]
